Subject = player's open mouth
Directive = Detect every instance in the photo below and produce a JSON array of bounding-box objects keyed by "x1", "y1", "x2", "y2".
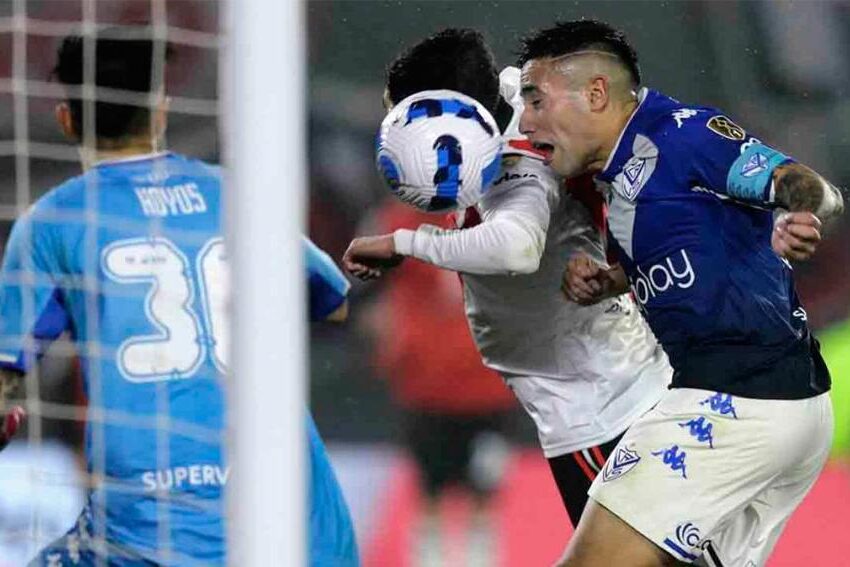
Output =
[{"x1": 533, "y1": 142, "x2": 555, "y2": 162}]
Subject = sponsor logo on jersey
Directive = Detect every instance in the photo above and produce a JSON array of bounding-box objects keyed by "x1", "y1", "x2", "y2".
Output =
[
  {"x1": 602, "y1": 445, "x2": 641, "y2": 482},
  {"x1": 706, "y1": 115, "x2": 746, "y2": 141},
  {"x1": 492, "y1": 170, "x2": 539, "y2": 186},
  {"x1": 663, "y1": 522, "x2": 701, "y2": 561},
  {"x1": 631, "y1": 249, "x2": 696, "y2": 305},
  {"x1": 141, "y1": 464, "x2": 230, "y2": 492},
  {"x1": 672, "y1": 108, "x2": 700, "y2": 128},
  {"x1": 741, "y1": 152, "x2": 768, "y2": 178}
]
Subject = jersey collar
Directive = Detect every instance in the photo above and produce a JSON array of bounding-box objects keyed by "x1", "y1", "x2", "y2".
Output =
[
  {"x1": 597, "y1": 88, "x2": 672, "y2": 183},
  {"x1": 93, "y1": 150, "x2": 173, "y2": 169}
]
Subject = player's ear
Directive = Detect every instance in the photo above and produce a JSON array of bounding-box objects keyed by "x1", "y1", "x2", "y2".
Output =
[
  {"x1": 55, "y1": 102, "x2": 78, "y2": 141},
  {"x1": 586, "y1": 76, "x2": 609, "y2": 113}
]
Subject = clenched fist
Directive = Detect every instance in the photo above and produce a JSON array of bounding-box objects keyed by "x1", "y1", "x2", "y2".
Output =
[
  {"x1": 562, "y1": 254, "x2": 628, "y2": 305},
  {"x1": 772, "y1": 212, "x2": 821, "y2": 262},
  {"x1": 342, "y1": 234, "x2": 405, "y2": 281}
]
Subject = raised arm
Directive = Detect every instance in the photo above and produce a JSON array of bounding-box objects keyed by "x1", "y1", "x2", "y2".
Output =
[{"x1": 344, "y1": 157, "x2": 555, "y2": 278}]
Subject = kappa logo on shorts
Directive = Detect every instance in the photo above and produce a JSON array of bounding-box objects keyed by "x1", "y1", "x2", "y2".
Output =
[
  {"x1": 679, "y1": 416, "x2": 715, "y2": 448},
  {"x1": 651, "y1": 444, "x2": 688, "y2": 479},
  {"x1": 706, "y1": 115, "x2": 746, "y2": 141},
  {"x1": 662, "y1": 522, "x2": 701, "y2": 561},
  {"x1": 602, "y1": 446, "x2": 641, "y2": 482},
  {"x1": 700, "y1": 392, "x2": 738, "y2": 419}
]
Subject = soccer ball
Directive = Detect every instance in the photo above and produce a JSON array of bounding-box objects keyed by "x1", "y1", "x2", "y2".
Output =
[{"x1": 375, "y1": 89, "x2": 503, "y2": 213}]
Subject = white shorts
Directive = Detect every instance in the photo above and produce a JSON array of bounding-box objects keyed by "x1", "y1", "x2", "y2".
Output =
[{"x1": 588, "y1": 388, "x2": 833, "y2": 566}]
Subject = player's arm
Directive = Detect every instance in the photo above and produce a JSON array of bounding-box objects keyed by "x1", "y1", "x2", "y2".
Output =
[
  {"x1": 684, "y1": 113, "x2": 844, "y2": 260},
  {"x1": 0, "y1": 368, "x2": 24, "y2": 450},
  {"x1": 770, "y1": 163, "x2": 844, "y2": 261},
  {"x1": 344, "y1": 159, "x2": 552, "y2": 277},
  {"x1": 0, "y1": 212, "x2": 70, "y2": 449},
  {"x1": 562, "y1": 256, "x2": 629, "y2": 305},
  {"x1": 304, "y1": 237, "x2": 351, "y2": 323}
]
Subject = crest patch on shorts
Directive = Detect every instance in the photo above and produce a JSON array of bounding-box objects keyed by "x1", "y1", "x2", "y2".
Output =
[{"x1": 602, "y1": 446, "x2": 641, "y2": 482}]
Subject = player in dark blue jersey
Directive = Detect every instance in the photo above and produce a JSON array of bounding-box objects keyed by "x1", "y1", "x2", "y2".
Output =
[{"x1": 518, "y1": 20, "x2": 843, "y2": 567}]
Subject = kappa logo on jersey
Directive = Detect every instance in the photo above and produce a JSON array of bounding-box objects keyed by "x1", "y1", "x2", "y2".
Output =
[
  {"x1": 706, "y1": 115, "x2": 746, "y2": 141},
  {"x1": 672, "y1": 108, "x2": 700, "y2": 128},
  {"x1": 602, "y1": 446, "x2": 641, "y2": 482},
  {"x1": 663, "y1": 522, "x2": 702, "y2": 561},
  {"x1": 613, "y1": 134, "x2": 658, "y2": 201},
  {"x1": 741, "y1": 152, "x2": 768, "y2": 178}
]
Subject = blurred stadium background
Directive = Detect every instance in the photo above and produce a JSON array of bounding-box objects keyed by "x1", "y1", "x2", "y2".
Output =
[{"x1": 1, "y1": 1, "x2": 849, "y2": 565}]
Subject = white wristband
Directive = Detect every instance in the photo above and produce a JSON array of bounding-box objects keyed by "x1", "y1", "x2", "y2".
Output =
[
  {"x1": 815, "y1": 179, "x2": 842, "y2": 220},
  {"x1": 393, "y1": 229, "x2": 416, "y2": 256}
]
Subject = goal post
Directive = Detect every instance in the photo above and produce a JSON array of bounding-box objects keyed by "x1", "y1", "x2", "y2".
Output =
[{"x1": 223, "y1": 0, "x2": 307, "y2": 565}]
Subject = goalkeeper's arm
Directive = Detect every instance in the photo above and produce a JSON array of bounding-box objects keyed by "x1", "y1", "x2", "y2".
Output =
[{"x1": 0, "y1": 367, "x2": 25, "y2": 450}]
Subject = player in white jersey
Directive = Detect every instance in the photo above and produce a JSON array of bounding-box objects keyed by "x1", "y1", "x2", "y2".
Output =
[{"x1": 343, "y1": 29, "x2": 671, "y2": 526}]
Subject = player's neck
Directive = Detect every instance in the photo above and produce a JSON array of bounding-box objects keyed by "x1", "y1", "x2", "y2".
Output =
[
  {"x1": 79, "y1": 139, "x2": 163, "y2": 171},
  {"x1": 590, "y1": 98, "x2": 639, "y2": 173}
]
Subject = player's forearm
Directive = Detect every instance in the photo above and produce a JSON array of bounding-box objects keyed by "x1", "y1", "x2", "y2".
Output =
[
  {"x1": 773, "y1": 163, "x2": 844, "y2": 221},
  {"x1": 394, "y1": 215, "x2": 545, "y2": 275}
]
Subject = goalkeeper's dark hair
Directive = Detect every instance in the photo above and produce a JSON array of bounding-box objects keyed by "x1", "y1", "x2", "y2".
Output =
[
  {"x1": 385, "y1": 28, "x2": 500, "y2": 114},
  {"x1": 53, "y1": 28, "x2": 173, "y2": 141},
  {"x1": 517, "y1": 20, "x2": 641, "y2": 87}
]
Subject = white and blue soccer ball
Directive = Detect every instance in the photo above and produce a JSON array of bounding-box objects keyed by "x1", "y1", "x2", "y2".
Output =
[{"x1": 376, "y1": 89, "x2": 503, "y2": 213}]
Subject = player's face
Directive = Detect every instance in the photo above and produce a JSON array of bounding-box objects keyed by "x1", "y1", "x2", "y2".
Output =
[{"x1": 519, "y1": 59, "x2": 596, "y2": 177}]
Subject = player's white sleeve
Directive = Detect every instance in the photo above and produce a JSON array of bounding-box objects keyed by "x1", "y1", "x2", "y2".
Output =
[{"x1": 393, "y1": 157, "x2": 556, "y2": 275}]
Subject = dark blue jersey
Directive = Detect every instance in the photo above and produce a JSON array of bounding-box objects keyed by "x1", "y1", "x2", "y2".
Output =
[{"x1": 597, "y1": 89, "x2": 829, "y2": 400}]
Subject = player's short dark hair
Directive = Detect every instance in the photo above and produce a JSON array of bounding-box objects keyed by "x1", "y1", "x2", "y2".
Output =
[
  {"x1": 385, "y1": 28, "x2": 500, "y2": 113},
  {"x1": 53, "y1": 29, "x2": 173, "y2": 141},
  {"x1": 517, "y1": 20, "x2": 641, "y2": 87}
]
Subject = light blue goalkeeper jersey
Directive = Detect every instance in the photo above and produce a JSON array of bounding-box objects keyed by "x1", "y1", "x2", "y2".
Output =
[
  {"x1": 304, "y1": 239, "x2": 359, "y2": 567},
  {"x1": 0, "y1": 152, "x2": 227, "y2": 565}
]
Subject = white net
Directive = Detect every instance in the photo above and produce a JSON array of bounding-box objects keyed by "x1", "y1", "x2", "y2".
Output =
[{"x1": 0, "y1": 1, "x2": 303, "y2": 564}]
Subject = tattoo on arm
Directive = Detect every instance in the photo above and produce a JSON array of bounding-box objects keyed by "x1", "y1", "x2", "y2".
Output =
[{"x1": 773, "y1": 163, "x2": 845, "y2": 220}]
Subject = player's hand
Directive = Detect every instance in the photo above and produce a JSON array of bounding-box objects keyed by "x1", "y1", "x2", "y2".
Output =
[
  {"x1": 342, "y1": 234, "x2": 405, "y2": 281},
  {"x1": 772, "y1": 212, "x2": 822, "y2": 262},
  {"x1": 562, "y1": 254, "x2": 607, "y2": 305},
  {"x1": 0, "y1": 405, "x2": 24, "y2": 451},
  {"x1": 562, "y1": 255, "x2": 628, "y2": 305}
]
